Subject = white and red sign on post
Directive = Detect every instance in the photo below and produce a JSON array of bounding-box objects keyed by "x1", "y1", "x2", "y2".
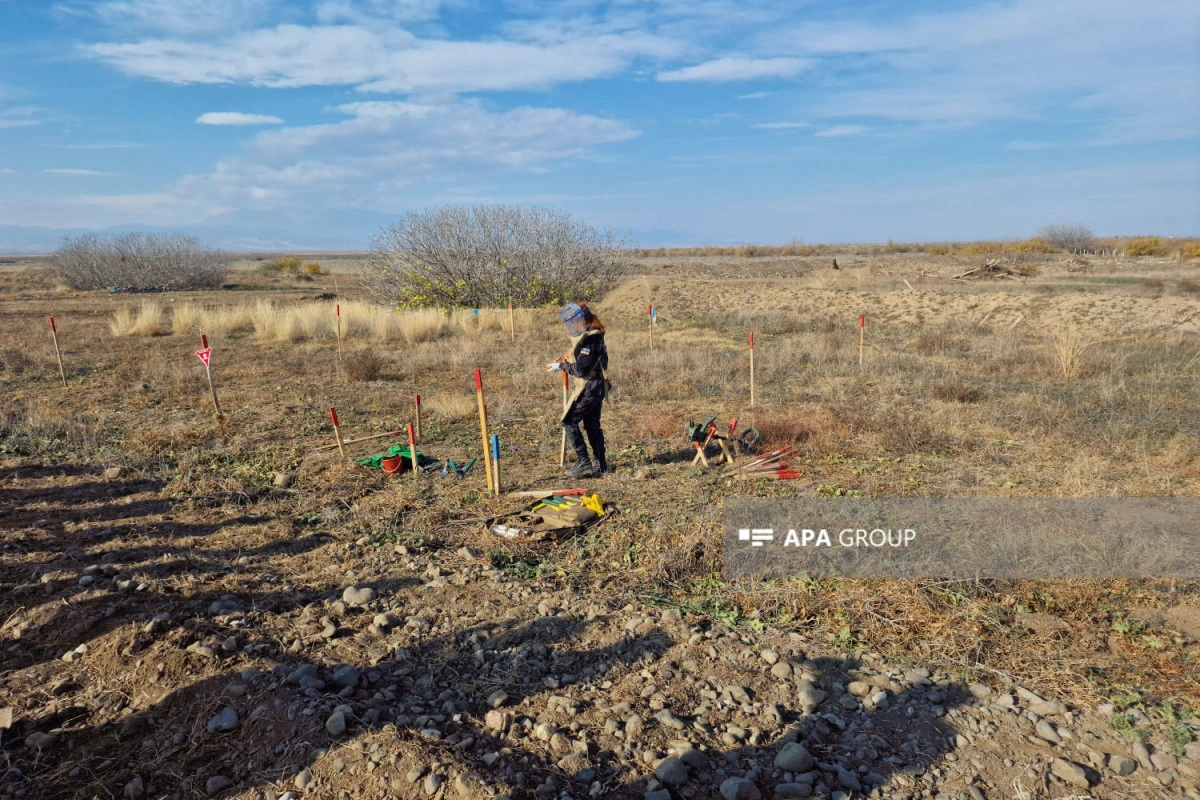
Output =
[{"x1": 195, "y1": 347, "x2": 212, "y2": 366}]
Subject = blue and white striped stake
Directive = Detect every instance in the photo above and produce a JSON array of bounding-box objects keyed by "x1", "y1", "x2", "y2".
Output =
[{"x1": 490, "y1": 434, "x2": 501, "y2": 496}]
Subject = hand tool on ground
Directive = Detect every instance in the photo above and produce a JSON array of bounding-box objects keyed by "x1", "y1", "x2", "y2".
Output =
[{"x1": 439, "y1": 457, "x2": 477, "y2": 479}]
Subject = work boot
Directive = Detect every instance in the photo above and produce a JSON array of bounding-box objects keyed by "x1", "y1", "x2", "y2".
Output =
[{"x1": 565, "y1": 458, "x2": 596, "y2": 478}]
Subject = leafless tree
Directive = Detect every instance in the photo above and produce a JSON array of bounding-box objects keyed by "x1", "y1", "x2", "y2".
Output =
[
  {"x1": 1036, "y1": 223, "x2": 1095, "y2": 254},
  {"x1": 364, "y1": 205, "x2": 629, "y2": 308},
  {"x1": 53, "y1": 233, "x2": 228, "y2": 291}
]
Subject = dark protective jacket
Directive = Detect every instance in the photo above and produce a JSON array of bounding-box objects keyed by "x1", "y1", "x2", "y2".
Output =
[{"x1": 559, "y1": 329, "x2": 609, "y2": 423}]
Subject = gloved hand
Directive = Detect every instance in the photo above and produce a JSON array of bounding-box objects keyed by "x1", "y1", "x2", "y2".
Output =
[{"x1": 545, "y1": 361, "x2": 562, "y2": 372}]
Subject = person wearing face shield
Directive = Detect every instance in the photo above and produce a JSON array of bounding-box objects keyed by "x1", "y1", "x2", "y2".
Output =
[{"x1": 546, "y1": 302, "x2": 610, "y2": 477}]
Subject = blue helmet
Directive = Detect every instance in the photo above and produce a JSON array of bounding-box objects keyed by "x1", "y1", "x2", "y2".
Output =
[{"x1": 558, "y1": 303, "x2": 588, "y2": 336}]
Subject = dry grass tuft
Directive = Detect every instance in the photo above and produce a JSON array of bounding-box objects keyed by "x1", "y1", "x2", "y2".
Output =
[
  {"x1": 398, "y1": 308, "x2": 451, "y2": 343},
  {"x1": 932, "y1": 378, "x2": 986, "y2": 403},
  {"x1": 110, "y1": 302, "x2": 168, "y2": 336},
  {"x1": 343, "y1": 350, "x2": 384, "y2": 381},
  {"x1": 1050, "y1": 326, "x2": 1099, "y2": 379}
]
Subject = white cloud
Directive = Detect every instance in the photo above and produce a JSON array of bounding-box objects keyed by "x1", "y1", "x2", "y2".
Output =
[
  {"x1": 44, "y1": 168, "x2": 119, "y2": 176},
  {"x1": 0, "y1": 169, "x2": 15, "y2": 174},
  {"x1": 0, "y1": 105, "x2": 39, "y2": 128},
  {"x1": 737, "y1": 92, "x2": 770, "y2": 100},
  {"x1": 85, "y1": 23, "x2": 680, "y2": 93},
  {"x1": 657, "y1": 56, "x2": 811, "y2": 82},
  {"x1": 197, "y1": 111, "x2": 284, "y2": 125},
  {"x1": 753, "y1": 121, "x2": 808, "y2": 130},
  {"x1": 81, "y1": 0, "x2": 274, "y2": 36},
  {"x1": 769, "y1": 0, "x2": 1200, "y2": 141},
  {"x1": 24, "y1": 99, "x2": 639, "y2": 227},
  {"x1": 814, "y1": 124, "x2": 866, "y2": 138}
]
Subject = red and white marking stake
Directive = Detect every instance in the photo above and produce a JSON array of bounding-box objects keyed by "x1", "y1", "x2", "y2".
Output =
[
  {"x1": 329, "y1": 406, "x2": 346, "y2": 458},
  {"x1": 414, "y1": 394, "x2": 422, "y2": 442},
  {"x1": 407, "y1": 422, "x2": 418, "y2": 481},
  {"x1": 749, "y1": 331, "x2": 756, "y2": 407},
  {"x1": 197, "y1": 334, "x2": 222, "y2": 417},
  {"x1": 508, "y1": 301, "x2": 515, "y2": 342},
  {"x1": 648, "y1": 304, "x2": 655, "y2": 351},
  {"x1": 48, "y1": 316, "x2": 67, "y2": 387},
  {"x1": 859, "y1": 314, "x2": 865, "y2": 369},
  {"x1": 559, "y1": 369, "x2": 569, "y2": 467},
  {"x1": 474, "y1": 369, "x2": 494, "y2": 492}
]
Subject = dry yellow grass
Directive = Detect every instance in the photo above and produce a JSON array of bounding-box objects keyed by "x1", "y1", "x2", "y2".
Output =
[{"x1": 109, "y1": 302, "x2": 168, "y2": 336}]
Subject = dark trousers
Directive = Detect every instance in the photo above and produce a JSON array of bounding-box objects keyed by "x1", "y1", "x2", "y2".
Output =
[{"x1": 563, "y1": 396, "x2": 606, "y2": 469}]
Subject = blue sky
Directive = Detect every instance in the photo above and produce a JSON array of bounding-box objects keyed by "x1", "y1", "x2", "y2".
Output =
[{"x1": 0, "y1": 0, "x2": 1197, "y2": 251}]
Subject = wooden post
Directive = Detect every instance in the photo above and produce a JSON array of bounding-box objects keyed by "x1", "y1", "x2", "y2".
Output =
[
  {"x1": 508, "y1": 301, "x2": 515, "y2": 342},
  {"x1": 407, "y1": 422, "x2": 418, "y2": 481},
  {"x1": 198, "y1": 334, "x2": 222, "y2": 418},
  {"x1": 474, "y1": 369, "x2": 494, "y2": 491},
  {"x1": 48, "y1": 316, "x2": 66, "y2": 387},
  {"x1": 329, "y1": 407, "x2": 346, "y2": 458},
  {"x1": 749, "y1": 331, "x2": 756, "y2": 407},
  {"x1": 336, "y1": 303, "x2": 343, "y2": 365},
  {"x1": 859, "y1": 314, "x2": 865, "y2": 369},
  {"x1": 490, "y1": 434, "x2": 501, "y2": 496},
  {"x1": 414, "y1": 394, "x2": 422, "y2": 442},
  {"x1": 559, "y1": 369, "x2": 569, "y2": 467}
]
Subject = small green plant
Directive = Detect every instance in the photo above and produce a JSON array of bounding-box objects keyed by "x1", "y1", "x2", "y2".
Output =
[
  {"x1": 1110, "y1": 614, "x2": 1146, "y2": 635},
  {"x1": 1110, "y1": 712, "x2": 1148, "y2": 742},
  {"x1": 1108, "y1": 684, "x2": 1144, "y2": 710},
  {"x1": 834, "y1": 624, "x2": 854, "y2": 649}
]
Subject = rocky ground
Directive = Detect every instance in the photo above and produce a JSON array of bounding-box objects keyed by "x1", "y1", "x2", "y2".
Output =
[{"x1": 2, "y1": 459, "x2": 1198, "y2": 800}]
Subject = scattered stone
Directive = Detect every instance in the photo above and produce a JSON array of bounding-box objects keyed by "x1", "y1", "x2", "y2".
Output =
[
  {"x1": 342, "y1": 586, "x2": 377, "y2": 607},
  {"x1": 206, "y1": 707, "x2": 239, "y2": 733},
  {"x1": 773, "y1": 784, "x2": 813, "y2": 799},
  {"x1": 487, "y1": 690, "x2": 509, "y2": 708},
  {"x1": 330, "y1": 665, "x2": 361, "y2": 689},
  {"x1": 1034, "y1": 718, "x2": 1061, "y2": 744},
  {"x1": 455, "y1": 772, "x2": 485, "y2": 796},
  {"x1": 103, "y1": 466, "x2": 124, "y2": 480},
  {"x1": 123, "y1": 776, "x2": 145, "y2": 799},
  {"x1": 294, "y1": 769, "x2": 313, "y2": 790},
  {"x1": 204, "y1": 776, "x2": 233, "y2": 795},
  {"x1": 654, "y1": 756, "x2": 690, "y2": 787},
  {"x1": 1108, "y1": 755, "x2": 1137, "y2": 776},
  {"x1": 1050, "y1": 758, "x2": 1093, "y2": 788},
  {"x1": 761, "y1": 650, "x2": 779, "y2": 665},
  {"x1": 645, "y1": 790, "x2": 672, "y2": 800},
  {"x1": 1151, "y1": 752, "x2": 1178, "y2": 771},
  {"x1": 423, "y1": 773, "x2": 443, "y2": 796},
  {"x1": 720, "y1": 777, "x2": 762, "y2": 800},
  {"x1": 654, "y1": 709, "x2": 686, "y2": 730},
  {"x1": 325, "y1": 710, "x2": 347, "y2": 736},
  {"x1": 774, "y1": 743, "x2": 815, "y2": 773},
  {"x1": 796, "y1": 682, "x2": 827, "y2": 712},
  {"x1": 273, "y1": 472, "x2": 296, "y2": 489}
]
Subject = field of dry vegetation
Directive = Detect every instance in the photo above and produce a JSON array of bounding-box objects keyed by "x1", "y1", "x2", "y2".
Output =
[{"x1": 1, "y1": 249, "x2": 1198, "y2": 800}]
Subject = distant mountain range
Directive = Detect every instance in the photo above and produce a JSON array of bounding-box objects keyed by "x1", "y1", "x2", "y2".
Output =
[{"x1": 0, "y1": 211, "x2": 709, "y2": 254}]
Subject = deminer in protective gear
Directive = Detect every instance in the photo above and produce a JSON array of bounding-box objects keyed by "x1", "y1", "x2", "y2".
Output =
[{"x1": 546, "y1": 302, "x2": 610, "y2": 478}]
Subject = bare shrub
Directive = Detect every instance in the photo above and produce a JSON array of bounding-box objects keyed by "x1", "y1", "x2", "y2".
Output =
[
  {"x1": 343, "y1": 350, "x2": 384, "y2": 381},
  {"x1": 1177, "y1": 279, "x2": 1200, "y2": 295},
  {"x1": 1037, "y1": 223, "x2": 1095, "y2": 254},
  {"x1": 53, "y1": 232, "x2": 227, "y2": 291},
  {"x1": 365, "y1": 205, "x2": 628, "y2": 308}
]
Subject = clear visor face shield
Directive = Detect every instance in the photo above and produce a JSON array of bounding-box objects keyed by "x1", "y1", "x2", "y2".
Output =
[{"x1": 558, "y1": 303, "x2": 588, "y2": 337}]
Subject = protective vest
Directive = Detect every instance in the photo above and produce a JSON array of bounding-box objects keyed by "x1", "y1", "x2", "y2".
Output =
[{"x1": 560, "y1": 329, "x2": 608, "y2": 423}]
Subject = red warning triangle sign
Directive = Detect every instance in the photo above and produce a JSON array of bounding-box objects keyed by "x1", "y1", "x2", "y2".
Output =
[{"x1": 195, "y1": 347, "x2": 212, "y2": 366}]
